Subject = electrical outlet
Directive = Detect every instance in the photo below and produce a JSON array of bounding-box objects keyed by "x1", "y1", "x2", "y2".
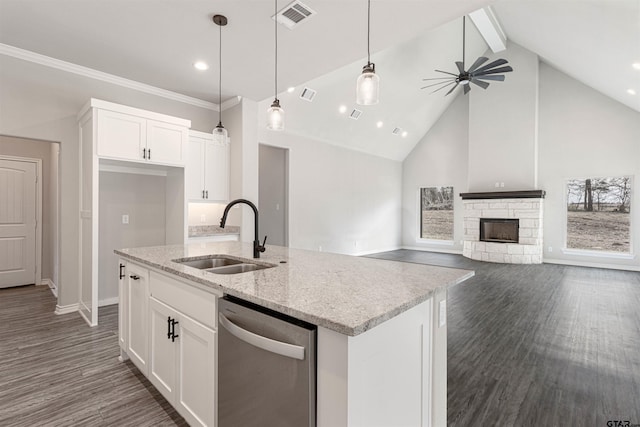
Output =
[
  {"x1": 200, "y1": 214, "x2": 206, "y2": 223},
  {"x1": 318, "y1": 246, "x2": 323, "y2": 252},
  {"x1": 548, "y1": 246, "x2": 553, "y2": 252},
  {"x1": 276, "y1": 203, "x2": 280, "y2": 211},
  {"x1": 500, "y1": 182, "x2": 505, "y2": 188},
  {"x1": 495, "y1": 182, "x2": 500, "y2": 188},
  {"x1": 122, "y1": 214, "x2": 129, "y2": 224}
]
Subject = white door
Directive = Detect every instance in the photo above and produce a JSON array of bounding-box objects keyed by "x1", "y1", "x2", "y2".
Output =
[
  {"x1": 127, "y1": 263, "x2": 149, "y2": 375},
  {"x1": 186, "y1": 135, "x2": 205, "y2": 201},
  {"x1": 204, "y1": 139, "x2": 229, "y2": 202},
  {"x1": 0, "y1": 159, "x2": 37, "y2": 288},
  {"x1": 146, "y1": 120, "x2": 187, "y2": 166},
  {"x1": 149, "y1": 297, "x2": 178, "y2": 404}
]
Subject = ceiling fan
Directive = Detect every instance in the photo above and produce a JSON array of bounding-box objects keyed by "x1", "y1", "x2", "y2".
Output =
[{"x1": 421, "y1": 16, "x2": 513, "y2": 96}]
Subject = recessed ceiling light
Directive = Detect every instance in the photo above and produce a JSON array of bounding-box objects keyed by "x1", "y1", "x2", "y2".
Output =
[
  {"x1": 376, "y1": 121, "x2": 383, "y2": 128},
  {"x1": 627, "y1": 89, "x2": 636, "y2": 95},
  {"x1": 287, "y1": 87, "x2": 295, "y2": 93},
  {"x1": 193, "y1": 61, "x2": 209, "y2": 71},
  {"x1": 401, "y1": 131, "x2": 408, "y2": 137},
  {"x1": 339, "y1": 105, "x2": 347, "y2": 114},
  {"x1": 633, "y1": 63, "x2": 640, "y2": 70}
]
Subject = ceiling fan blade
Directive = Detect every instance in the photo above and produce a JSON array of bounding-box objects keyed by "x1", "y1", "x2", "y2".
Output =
[
  {"x1": 435, "y1": 69, "x2": 459, "y2": 77},
  {"x1": 455, "y1": 61, "x2": 465, "y2": 74},
  {"x1": 471, "y1": 58, "x2": 508, "y2": 74},
  {"x1": 470, "y1": 79, "x2": 490, "y2": 89},
  {"x1": 444, "y1": 82, "x2": 460, "y2": 96},
  {"x1": 422, "y1": 77, "x2": 457, "y2": 81},
  {"x1": 430, "y1": 81, "x2": 457, "y2": 94},
  {"x1": 421, "y1": 80, "x2": 456, "y2": 89},
  {"x1": 467, "y1": 56, "x2": 489, "y2": 73},
  {"x1": 474, "y1": 74, "x2": 505, "y2": 81},
  {"x1": 463, "y1": 84, "x2": 471, "y2": 95},
  {"x1": 473, "y1": 65, "x2": 514, "y2": 76}
]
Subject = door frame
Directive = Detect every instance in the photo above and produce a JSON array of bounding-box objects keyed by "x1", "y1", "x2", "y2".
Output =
[
  {"x1": 0, "y1": 155, "x2": 42, "y2": 287},
  {"x1": 258, "y1": 143, "x2": 290, "y2": 247}
]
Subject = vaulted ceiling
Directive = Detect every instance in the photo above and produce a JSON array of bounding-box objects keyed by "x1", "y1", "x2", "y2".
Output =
[{"x1": 1, "y1": 0, "x2": 638, "y2": 161}]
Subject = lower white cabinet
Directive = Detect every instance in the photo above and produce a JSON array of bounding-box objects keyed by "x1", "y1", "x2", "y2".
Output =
[
  {"x1": 117, "y1": 259, "x2": 127, "y2": 351},
  {"x1": 149, "y1": 297, "x2": 217, "y2": 427},
  {"x1": 126, "y1": 262, "x2": 149, "y2": 375},
  {"x1": 119, "y1": 261, "x2": 219, "y2": 427}
]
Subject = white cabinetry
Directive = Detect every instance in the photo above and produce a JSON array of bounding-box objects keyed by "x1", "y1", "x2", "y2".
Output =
[
  {"x1": 187, "y1": 130, "x2": 229, "y2": 202},
  {"x1": 95, "y1": 101, "x2": 188, "y2": 167},
  {"x1": 119, "y1": 261, "x2": 220, "y2": 427},
  {"x1": 126, "y1": 262, "x2": 150, "y2": 375},
  {"x1": 118, "y1": 259, "x2": 127, "y2": 351}
]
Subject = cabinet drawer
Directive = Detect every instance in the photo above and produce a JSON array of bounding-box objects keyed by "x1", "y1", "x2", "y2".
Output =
[{"x1": 149, "y1": 271, "x2": 219, "y2": 329}]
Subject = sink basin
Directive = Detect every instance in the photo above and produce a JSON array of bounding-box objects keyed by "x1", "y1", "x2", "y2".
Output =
[
  {"x1": 173, "y1": 255, "x2": 243, "y2": 269},
  {"x1": 173, "y1": 255, "x2": 275, "y2": 275},
  {"x1": 206, "y1": 263, "x2": 271, "y2": 275}
]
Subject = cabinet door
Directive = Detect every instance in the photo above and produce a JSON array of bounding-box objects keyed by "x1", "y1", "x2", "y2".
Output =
[
  {"x1": 96, "y1": 109, "x2": 146, "y2": 161},
  {"x1": 127, "y1": 263, "x2": 149, "y2": 375},
  {"x1": 149, "y1": 297, "x2": 179, "y2": 404},
  {"x1": 204, "y1": 139, "x2": 229, "y2": 201},
  {"x1": 175, "y1": 314, "x2": 217, "y2": 427},
  {"x1": 186, "y1": 135, "x2": 206, "y2": 201},
  {"x1": 147, "y1": 120, "x2": 187, "y2": 167},
  {"x1": 117, "y1": 260, "x2": 127, "y2": 350}
]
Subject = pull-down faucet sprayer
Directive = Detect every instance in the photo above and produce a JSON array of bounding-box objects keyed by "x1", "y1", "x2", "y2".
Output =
[{"x1": 220, "y1": 199, "x2": 267, "y2": 258}]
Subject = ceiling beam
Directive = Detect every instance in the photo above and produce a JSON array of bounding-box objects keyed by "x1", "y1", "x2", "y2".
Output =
[{"x1": 469, "y1": 6, "x2": 507, "y2": 53}]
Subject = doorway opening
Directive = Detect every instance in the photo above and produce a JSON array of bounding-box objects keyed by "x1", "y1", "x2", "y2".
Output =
[{"x1": 259, "y1": 144, "x2": 289, "y2": 247}]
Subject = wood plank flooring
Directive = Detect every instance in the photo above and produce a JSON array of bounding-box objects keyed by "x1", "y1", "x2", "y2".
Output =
[
  {"x1": 371, "y1": 250, "x2": 640, "y2": 427},
  {"x1": 2, "y1": 253, "x2": 639, "y2": 426},
  {"x1": 0, "y1": 285, "x2": 187, "y2": 427}
]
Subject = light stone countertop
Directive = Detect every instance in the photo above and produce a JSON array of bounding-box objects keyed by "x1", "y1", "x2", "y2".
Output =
[
  {"x1": 115, "y1": 242, "x2": 474, "y2": 336},
  {"x1": 188, "y1": 225, "x2": 240, "y2": 238}
]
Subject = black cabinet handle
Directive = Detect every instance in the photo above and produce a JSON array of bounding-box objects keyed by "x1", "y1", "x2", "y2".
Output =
[
  {"x1": 202, "y1": 190, "x2": 205, "y2": 199},
  {"x1": 171, "y1": 319, "x2": 179, "y2": 342},
  {"x1": 205, "y1": 190, "x2": 209, "y2": 199},
  {"x1": 143, "y1": 148, "x2": 147, "y2": 159},
  {"x1": 119, "y1": 263, "x2": 125, "y2": 279},
  {"x1": 129, "y1": 275, "x2": 140, "y2": 280},
  {"x1": 148, "y1": 149, "x2": 151, "y2": 160},
  {"x1": 167, "y1": 316, "x2": 172, "y2": 339}
]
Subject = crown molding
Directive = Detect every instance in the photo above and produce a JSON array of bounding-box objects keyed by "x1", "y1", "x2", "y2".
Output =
[{"x1": 0, "y1": 43, "x2": 219, "y2": 111}]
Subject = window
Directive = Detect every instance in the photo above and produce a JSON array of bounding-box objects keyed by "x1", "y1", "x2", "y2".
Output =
[
  {"x1": 566, "y1": 177, "x2": 631, "y2": 253},
  {"x1": 420, "y1": 186, "x2": 454, "y2": 241}
]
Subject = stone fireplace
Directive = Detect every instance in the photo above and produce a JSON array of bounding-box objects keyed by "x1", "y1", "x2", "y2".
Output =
[{"x1": 461, "y1": 190, "x2": 545, "y2": 264}]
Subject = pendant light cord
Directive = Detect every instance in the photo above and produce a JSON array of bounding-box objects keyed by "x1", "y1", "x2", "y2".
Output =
[
  {"x1": 367, "y1": 0, "x2": 371, "y2": 66},
  {"x1": 218, "y1": 21, "x2": 223, "y2": 123},
  {"x1": 274, "y1": 0, "x2": 278, "y2": 100}
]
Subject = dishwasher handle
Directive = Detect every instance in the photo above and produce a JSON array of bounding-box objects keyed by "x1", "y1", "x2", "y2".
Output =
[{"x1": 219, "y1": 313, "x2": 305, "y2": 361}]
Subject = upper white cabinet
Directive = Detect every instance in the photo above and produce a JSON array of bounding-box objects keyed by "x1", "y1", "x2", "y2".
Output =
[
  {"x1": 92, "y1": 99, "x2": 189, "y2": 167},
  {"x1": 187, "y1": 130, "x2": 229, "y2": 202}
]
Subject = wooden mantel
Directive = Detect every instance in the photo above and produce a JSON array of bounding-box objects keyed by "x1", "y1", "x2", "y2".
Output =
[{"x1": 459, "y1": 190, "x2": 546, "y2": 200}]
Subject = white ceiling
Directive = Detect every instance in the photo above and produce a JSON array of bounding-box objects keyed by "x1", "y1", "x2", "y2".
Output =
[{"x1": 1, "y1": 0, "x2": 638, "y2": 161}]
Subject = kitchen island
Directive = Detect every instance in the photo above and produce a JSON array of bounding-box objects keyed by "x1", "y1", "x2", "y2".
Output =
[{"x1": 115, "y1": 242, "x2": 474, "y2": 427}]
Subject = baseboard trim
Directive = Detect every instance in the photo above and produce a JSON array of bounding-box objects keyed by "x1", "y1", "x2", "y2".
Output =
[
  {"x1": 354, "y1": 246, "x2": 403, "y2": 256},
  {"x1": 543, "y1": 257, "x2": 640, "y2": 272},
  {"x1": 402, "y1": 245, "x2": 463, "y2": 255},
  {"x1": 99, "y1": 296, "x2": 119, "y2": 307},
  {"x1": 55, "y1": 303, "x2": 79, "y2": 315},
  {"x1": 41, "y1": 278, "x2": 58, "y2": 297}
]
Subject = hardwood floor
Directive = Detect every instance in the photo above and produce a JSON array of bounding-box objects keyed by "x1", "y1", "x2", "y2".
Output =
[
  {"x1": 1, "y1": 253, "x2": 639, "y2": 426},
  {"x1": 0, "y1": 285, "x2": 187, "y2": 427},
  {"x1": 371, "y1": 250, "x2": 640, "y2": 426}
]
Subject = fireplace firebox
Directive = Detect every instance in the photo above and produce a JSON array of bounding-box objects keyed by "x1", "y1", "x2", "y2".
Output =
[{"x1": 480, "y1": 218, "x2": 519, "y2": 244}]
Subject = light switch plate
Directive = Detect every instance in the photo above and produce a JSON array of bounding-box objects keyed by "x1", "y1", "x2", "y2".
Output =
[{"x1": 122, "y1": 214, "x2": 129, "y2": 224}]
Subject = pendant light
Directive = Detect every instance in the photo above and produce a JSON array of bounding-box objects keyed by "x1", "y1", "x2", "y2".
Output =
[
  {"x1": 267, "y1": 0, "x2": 284, "y2": 131},
  {"x1": 213, "y1": 14, "x2": 228, "y2": 140},
  {"x1": 356, "y1": 0, "x2": 379, "y2": 105}
]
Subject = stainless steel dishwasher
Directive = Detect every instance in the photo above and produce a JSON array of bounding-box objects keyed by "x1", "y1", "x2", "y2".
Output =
[{"x1": 218, "y1": 296, "x2": 316, "y2": 427}]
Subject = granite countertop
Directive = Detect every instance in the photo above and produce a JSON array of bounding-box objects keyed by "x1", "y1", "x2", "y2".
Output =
[
  {"x1": 188, "y1": 225, "x2": 240, "y2": 238},
  {"x1": 115, "y1": 242, "x2": 474, "y2": 336}
]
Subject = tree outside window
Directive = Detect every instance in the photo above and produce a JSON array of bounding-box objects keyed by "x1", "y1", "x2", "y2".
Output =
[
  {"x1": 566, "y1": 177, "x2": 631, "y2": 253},
  {"x1": 420, "y1": 186, "x2": 454, "y2": 241}
]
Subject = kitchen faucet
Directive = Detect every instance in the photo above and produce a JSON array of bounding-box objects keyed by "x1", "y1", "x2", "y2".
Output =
[{"x1": 220, "y1": 199, "x2": 267, "y2": 258}]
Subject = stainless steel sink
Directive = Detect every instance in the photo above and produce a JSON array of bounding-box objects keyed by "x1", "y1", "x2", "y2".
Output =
[
  {"x1": 206, "y1": 263, "x2": 271, "y2": 275},
  {"x1": 173, "y1": 255, "x2": 275, "y2": 275},
  {"x1": 173, "y1": 255, "x2": 243, "y2": 269}
]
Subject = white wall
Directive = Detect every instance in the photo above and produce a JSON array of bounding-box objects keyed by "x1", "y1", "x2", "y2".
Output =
[
  {"x1": 258, "y1": 130, "x2": 402, "y2": 255},
  {"x1": 538, "y1": 62, "x2": 640, "y2": 269},
  {"x1": 0, "y1": 56, "x2": 216, "y2": 307},
  {"x1": 468, "y1": 42, "x2": 539, "y2": 191},
  {"x1": 402, "y1": 94, "x2": 469, "y2": 252}
]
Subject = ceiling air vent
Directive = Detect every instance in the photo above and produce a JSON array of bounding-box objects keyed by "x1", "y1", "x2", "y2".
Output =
[
  {"x1": 349, "y1": 109, "x2": 363, "y2": 120},
  {"x1": 392, "y1": 127, "x2": 402, "y2": 135},
  {"x1": 299, "y1": 87, "x2": 316, "y2": 102},
  {"x1": 274, "y1": 1, "x2": 316, "y2": 30}
]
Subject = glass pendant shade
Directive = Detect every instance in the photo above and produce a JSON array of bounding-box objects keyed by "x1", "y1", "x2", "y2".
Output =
[
  {"x1": 356, "y1": 64, "x2": 379, "y2": 105},
  {"x1": 213, "y1": 122, "x2": 228, "y2": 142},
  {"x1": 267, "y1": 99, "x2": 284, "y2": 131}
]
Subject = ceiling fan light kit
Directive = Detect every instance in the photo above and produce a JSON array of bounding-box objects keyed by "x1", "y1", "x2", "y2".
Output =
[
  {"x1": 213, "y1": 14, "x2": 229, "y2": 140},
  {"x1": 422, "y1": 16, "x2": 513, "y2": 96}
]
